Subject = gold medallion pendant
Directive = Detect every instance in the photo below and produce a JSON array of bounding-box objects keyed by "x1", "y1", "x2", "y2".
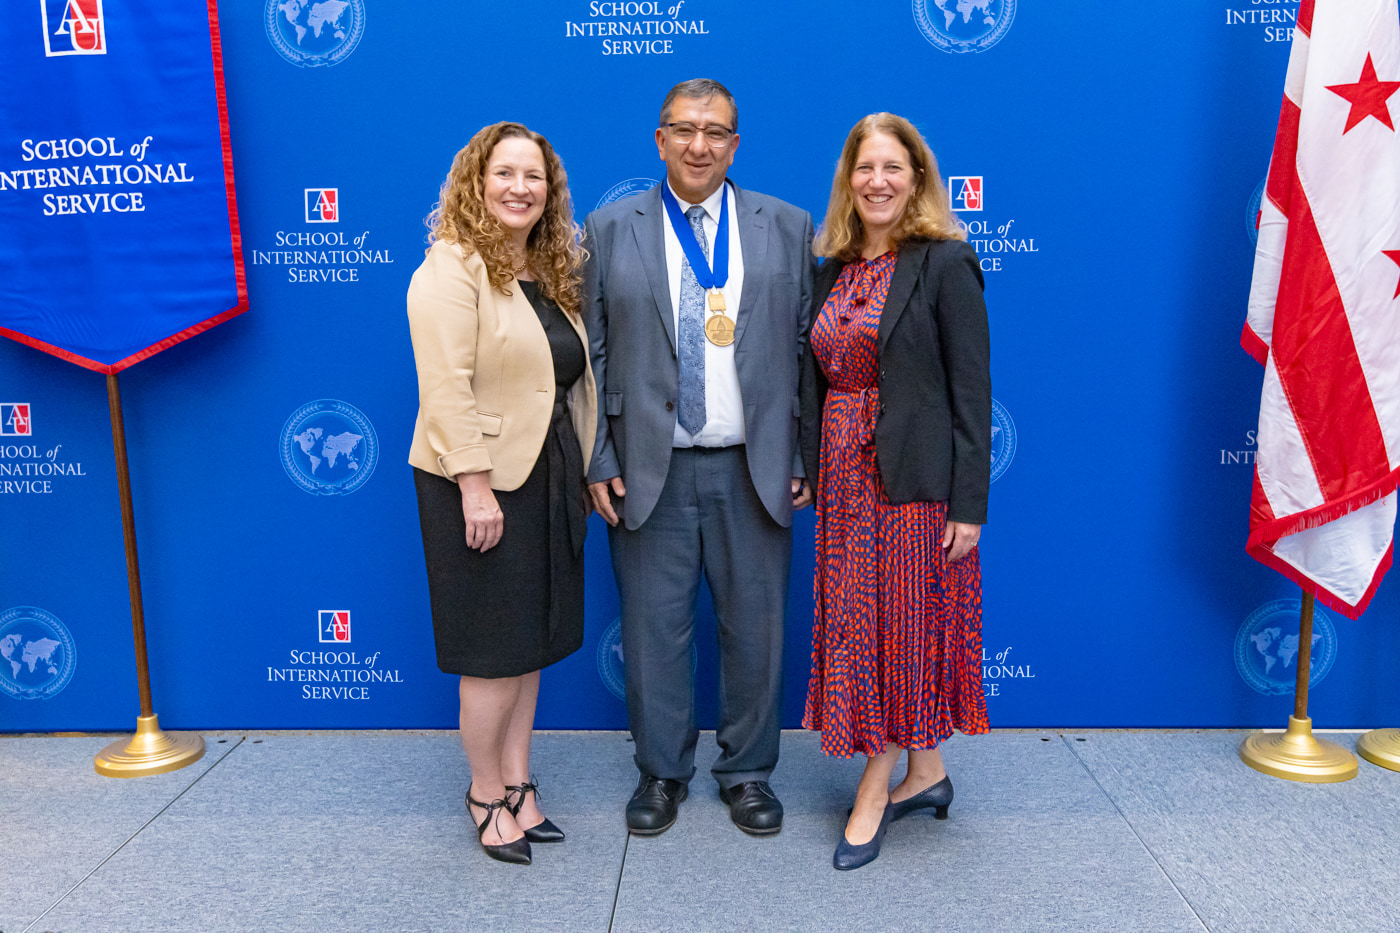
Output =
[{"x1": 705, "y1": 312, "x2": 735, "y2": 346}]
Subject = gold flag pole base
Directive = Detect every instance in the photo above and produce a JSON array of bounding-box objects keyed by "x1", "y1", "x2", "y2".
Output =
[
  {"x1": 1239, "y1": 715, "x2": 1357, "y2": 783},
  {"x1": 1357, "y1": 728, "x2": 1400, "y2": 772},
  {"x1": 94, "y1": 714, "x2": 205, "y2": 778}
]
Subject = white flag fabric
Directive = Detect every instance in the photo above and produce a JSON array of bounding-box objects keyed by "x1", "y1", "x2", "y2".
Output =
[{"x1": 1243, "y1": 0, "x2": 1400, "y2": 618}]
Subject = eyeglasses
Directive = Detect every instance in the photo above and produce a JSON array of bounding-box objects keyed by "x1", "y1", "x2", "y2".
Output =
[{"x1": 662, "y1": 122, "x2": 735, "y2": 147}]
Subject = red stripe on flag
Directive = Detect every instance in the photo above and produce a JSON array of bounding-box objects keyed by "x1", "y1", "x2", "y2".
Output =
[
  {"x1": 1297, "y1": 0, "x2": 1314, "y2": 37},
  {"x1": 1250, "y1": 471, "x2": 1276, "y2": 528},
  {"x1": 1270, "y1": 187, "x2": 1391, "y2": 499},
  {"x1": 1266, "y1": 99, "x2": 1300, "y2": 218},
  {"x1": 1240, "y1": 323, "x2": 1269, "y2": 364}
]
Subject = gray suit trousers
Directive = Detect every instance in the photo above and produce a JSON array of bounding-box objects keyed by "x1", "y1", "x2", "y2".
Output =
[{"x1": 608, "y1": 446, "x2": 790, "y2": 789}]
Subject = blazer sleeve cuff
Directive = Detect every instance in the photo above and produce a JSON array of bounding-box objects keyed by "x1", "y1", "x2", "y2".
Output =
[{"x1": 438, "y1": 445, "x2": 492, "y2": 479}]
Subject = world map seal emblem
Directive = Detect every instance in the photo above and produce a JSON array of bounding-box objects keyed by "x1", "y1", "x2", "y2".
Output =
[
  {"x1": 264, "y1": 0, "x2": 366, "y2": 68},
  {"x1": 990, "y1": 397, "x2": 1016, "y2": 483},
  {"x1": 596, "y1": 177, "x2": 658, "y2": 210},
  {"x1": 0, "y1": 606, "x2": 76, "y2": 700},
  {"x1": 1234, "y1": 599, "x2": 1338, "y2": 696},
  {"x1": 912, "y1": 0, "x2": 1016, "y2": 54},
  {"x1": 280, "y1": 399, "x2": 379, "y2": 496}
]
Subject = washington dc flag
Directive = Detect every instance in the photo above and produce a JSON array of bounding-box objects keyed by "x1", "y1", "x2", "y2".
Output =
[{"x1": 1244, "y1": 0, "x2": 1400, "y2": 618}]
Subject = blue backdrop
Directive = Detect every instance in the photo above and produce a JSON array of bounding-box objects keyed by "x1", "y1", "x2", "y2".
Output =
[{"x1": 5, "y1": 0, "x2": 1398, "y2": 732}]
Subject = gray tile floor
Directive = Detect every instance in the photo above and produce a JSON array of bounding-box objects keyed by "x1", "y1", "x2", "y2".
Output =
[{"x1": 2, "y1": 729, "x2": 1396, "y2": 932}]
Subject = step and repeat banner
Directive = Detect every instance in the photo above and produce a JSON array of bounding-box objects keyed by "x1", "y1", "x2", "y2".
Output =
[{"x1": 5, "y1": 0, "x2": 1400, "y2": 732}]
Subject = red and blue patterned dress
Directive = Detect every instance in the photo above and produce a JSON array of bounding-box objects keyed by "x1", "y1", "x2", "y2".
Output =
[{"x1": 803, "y1": 252, "x2": 989, "y2": 758}]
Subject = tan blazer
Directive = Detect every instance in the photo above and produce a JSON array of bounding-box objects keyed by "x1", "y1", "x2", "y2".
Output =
[{"x1": 407, "y1": 240, "x2": 597, "y2": 490}]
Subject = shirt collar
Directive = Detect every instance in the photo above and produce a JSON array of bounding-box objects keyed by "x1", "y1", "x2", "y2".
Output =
[{"x1": 665, "y1": 179, "x2": 728, "y2": 223}]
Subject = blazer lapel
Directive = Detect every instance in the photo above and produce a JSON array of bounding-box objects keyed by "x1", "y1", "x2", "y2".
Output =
[
  {"x1": 878, "y1": 239, "x2": 931, "y2": 352},
  {"x1": 629, "y1": 187, "x2": 677, "y2": 354},
  {"x1": 732, "y1": 181, "x2": 768, "y2": 349}
]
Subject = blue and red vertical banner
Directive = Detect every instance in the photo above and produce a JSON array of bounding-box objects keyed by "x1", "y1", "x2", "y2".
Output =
[{"x1": 0, "y1": 0, "x2": 245, "y2": 373}]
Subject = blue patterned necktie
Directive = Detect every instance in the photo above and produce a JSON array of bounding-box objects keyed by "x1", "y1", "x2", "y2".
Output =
[{"x1": 677, "y1": 204, "x2": 710, "y2": 436}]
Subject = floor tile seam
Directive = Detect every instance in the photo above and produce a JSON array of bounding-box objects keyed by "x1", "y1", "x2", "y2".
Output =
[
  {"x1": 1060, "y1": 735, "x2": 1213, "y2": 933},
  {"x1": 19, "y1": 737, "x2": 245, "y2": 933},
  {"x1": 608, "y1": 829, "x2": 630, "y2": 932}
]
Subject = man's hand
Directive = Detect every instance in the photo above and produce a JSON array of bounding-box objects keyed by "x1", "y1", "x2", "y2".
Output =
[
  {"x1": 458, "y1": 471, "x2": 503, "y2": 551},
  {"x1": 791, "y1": 478, "x2": 812, "y2": 510},
  {"x1": 589, "y1": 476, "x2": 627, "y2": 526},
  {"x1": 942, "y1": 520, "x2": 981, "y2": 563}
]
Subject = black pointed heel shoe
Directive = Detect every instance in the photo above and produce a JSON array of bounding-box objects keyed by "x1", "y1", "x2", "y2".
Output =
[
  {"x1": 506, "y1": 780, "x2": 565, "y2": 843},
  {"x1": 890, "y1": 775, "x2": 953, "y2": 822},
  {"x1": 466, "y1": 785, "x2": 532, "y2": 865},
  {"x1": 833, "y1": 801, "x2": 892, "y2": 871}
]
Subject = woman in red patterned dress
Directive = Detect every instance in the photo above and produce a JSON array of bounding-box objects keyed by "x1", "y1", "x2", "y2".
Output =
[{"x1": 801, "y1": 113, "x2": 991, "y2": 870}]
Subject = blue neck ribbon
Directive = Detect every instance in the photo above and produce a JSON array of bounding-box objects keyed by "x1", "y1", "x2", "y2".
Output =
[{"x1": 660, "y1": 181, "x2": 729, "y2": 291}]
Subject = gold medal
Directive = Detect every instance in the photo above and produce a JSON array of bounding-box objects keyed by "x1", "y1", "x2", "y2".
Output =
[
  {"x1": 707, "y1": 288, "x2": 726, "y2": 312},
  {"x1": 705, "y1": 311, "x2": 735, "y2": 347}
]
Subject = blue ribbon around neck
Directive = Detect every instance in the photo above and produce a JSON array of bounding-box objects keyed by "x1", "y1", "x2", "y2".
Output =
[{"x1": 660, "y1": 181, "x2": 729, "y2": 291}]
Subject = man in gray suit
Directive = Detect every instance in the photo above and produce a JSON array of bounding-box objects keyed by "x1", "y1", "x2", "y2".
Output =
[{"x1": 582, "y1": 78, "x2": 815, "y2": 836}]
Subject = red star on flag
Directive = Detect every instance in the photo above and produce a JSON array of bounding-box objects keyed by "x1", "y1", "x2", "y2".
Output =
[
  {"x1": 1326, "y1": 52, "x2": 1400, "y2": 132},
  {"x1": 1385, "y1": 250, "x2": 1400, "y2": 298}
]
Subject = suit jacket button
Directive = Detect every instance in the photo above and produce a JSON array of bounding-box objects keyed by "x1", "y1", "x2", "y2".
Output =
[{"x1": 665, "y1": 401, "x2": 674, "y2": 411}]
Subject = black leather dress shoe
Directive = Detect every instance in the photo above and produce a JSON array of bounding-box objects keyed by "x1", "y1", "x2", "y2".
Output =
[
  {"x1": 626, "y1": 775, "x2": 688, "y2": 835},
  {"x1": 718, "y1": 781, "x2": 783, "y2": 835}
]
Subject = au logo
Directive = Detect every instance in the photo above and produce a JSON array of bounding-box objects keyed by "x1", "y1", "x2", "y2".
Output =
[
  {"x1": 595, "y1": 617, "x2": 697, "y2": 701},
  {"x1": 949, "y1": 176, "x2": 983, "y2": 212},
  {"x1": 912, "y1": 0, "x2": 1015, "y2": 54},
  {"x1": 1234, "y1": 599, "x2": 1338, "y2": 696},
  {"x1": 0, "y1": 606, "x2": 77, "y2": 700},
  {"x1": 990, "y1": 397, "x2": 1016, "y2": 483},
  {"x1": 596, "y1": 177, "x2": 658, "y2": 210},
  {"x1": 42, "y1": 0, "x2": 106, "y2": 57},
  {"x1": 265, "y1": 0, "x2": 366, "y2": 68},
  {"x1": 1, "y1": 403, "x2": 32, "y2": 437},
  {"x1": 305, "y1": 188, "x2": 339, "y2": 223},
  {"x1": 319, "y1": 610, "x2": 351, "y2": 643},
  {"x1": 280, "y1": 399, "x2": 379, "y2": 496}
]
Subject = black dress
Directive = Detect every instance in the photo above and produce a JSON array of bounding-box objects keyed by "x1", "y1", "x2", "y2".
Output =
[{"x1": 412, "y1": 280, "x2": 588, "y2": 678}]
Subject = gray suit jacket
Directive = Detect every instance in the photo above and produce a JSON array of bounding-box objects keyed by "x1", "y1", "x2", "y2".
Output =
[{"x1": 582, "y1": 181, "x2": 815, "y2": 530}]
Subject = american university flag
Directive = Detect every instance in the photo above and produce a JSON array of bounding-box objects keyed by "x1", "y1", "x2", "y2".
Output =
[{"x1": 1244, "y1": 0, "x2": 1400, "y2": 617}]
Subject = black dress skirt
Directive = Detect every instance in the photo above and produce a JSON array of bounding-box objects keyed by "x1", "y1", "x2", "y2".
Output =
[{"x1": 413, "y1": 281, "x2": 589, "y2": 678}]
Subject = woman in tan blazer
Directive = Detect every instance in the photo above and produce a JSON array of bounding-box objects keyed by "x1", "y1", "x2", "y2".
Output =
[{"x1": 407, "y1": 122, "x2": 596, "y2": 866}]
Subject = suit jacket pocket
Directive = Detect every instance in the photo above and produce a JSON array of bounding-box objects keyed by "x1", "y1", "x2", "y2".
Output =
[
  {"x1": 478, "y1": 412, "x2": 502, "y2": 436},
  {"x1": 605, "y1": 391, "x2": 623, "y2": 416}
]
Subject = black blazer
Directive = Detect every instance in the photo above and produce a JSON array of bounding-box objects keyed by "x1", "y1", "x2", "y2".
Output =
[{"x1": 800, "y1": 237, "x2": 991, "y2": 524}]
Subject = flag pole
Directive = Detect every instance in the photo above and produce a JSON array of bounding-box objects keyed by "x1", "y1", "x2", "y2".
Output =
[
  {"x1": 93, "y1": 372, "x2": 205, "y2": 778},
  {"x1": 1239, "y1": 591, "x2": 1356, "y2": 782}
]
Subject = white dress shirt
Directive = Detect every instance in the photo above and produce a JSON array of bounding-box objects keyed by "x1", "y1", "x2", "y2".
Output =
[{"x1": 663, "y1": 179, "x2": 745, "y2": 448}]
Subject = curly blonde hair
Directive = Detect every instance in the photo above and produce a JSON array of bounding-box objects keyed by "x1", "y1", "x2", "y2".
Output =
[
  {"x1": 814, "y1": 113, "x2": 965, "y2": 262},
  {"x1": 426, "y1": 122, "x2": 585, "y2": 316}
]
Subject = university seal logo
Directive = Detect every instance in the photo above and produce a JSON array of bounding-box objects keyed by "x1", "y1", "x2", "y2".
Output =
[
  {"x1": 596, "y1": 617, "x2": 696, "y2": 701},
  {"x1": 596, "y1": 177, "x2": 658, "y2": 210},
  {"x1": 912, "y1": 0, "x2": 1016, "y2": 54},
  {"x1": 0, "y1": 606, "x2": 76, "y2": 700},
  {"x1": 265, "y1": 0, "x2": 365, "y2": 68},
  {"x1": 1234, "y1": 599, "x2": 1338, "y2": 696},
  {"x1": 280, "y1": 399, "x2": 378, "y2": 495},
  {"x1": 990, "y1": 397, "x2": 1016, "y2": 483}
]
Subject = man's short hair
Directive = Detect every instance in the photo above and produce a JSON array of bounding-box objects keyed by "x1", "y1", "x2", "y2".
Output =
[{"x1": 659, "y1": 78, "x2": 738, "y2": 130}]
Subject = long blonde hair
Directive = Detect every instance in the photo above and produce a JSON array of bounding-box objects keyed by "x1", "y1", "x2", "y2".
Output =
[
  {"x1": 814, "y1": 113, "x2": 965, "y2": 262},
  {"x1": 426, "y1": 122, "x2": 585, "y2": 316}
]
